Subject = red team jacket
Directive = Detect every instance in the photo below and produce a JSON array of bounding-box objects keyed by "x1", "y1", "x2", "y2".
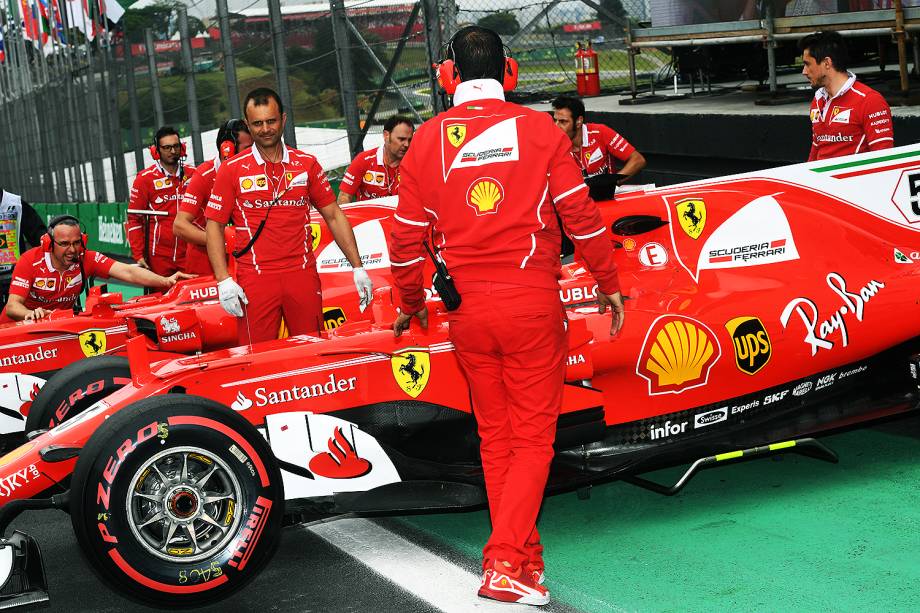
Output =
[
  {"x1": 809, "y1": 75, "x2": 894, "y2": 161},
  {"x1": 0, "y1": 247, "x2": 115, "y2": 321},
  {"x1": 179, "y1": 158, "x2": 219, "y2": 275},
  {"x1": 576, "y1": 123, "x2": 636, "y2": 177},
  {"x1": 128, "y1": 162, "x2": 197, "y2": 263},
  {"x1": 390, "y1": 79, "x2": 619, "y2": 315},
  {"x1": 206, "y1": 145, "x2": 336, "y2": 273},
  {"x1": 340, "y1": 146, "x2": 400, "y2": 200}
]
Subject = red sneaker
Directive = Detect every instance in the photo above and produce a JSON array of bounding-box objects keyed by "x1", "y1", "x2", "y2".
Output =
[
  {"x1": 478, "y1": 562, "x2": 550, "y2": 606},
  {"x1": 526, "y1": 562, "x2": 545, "y2": 585}
]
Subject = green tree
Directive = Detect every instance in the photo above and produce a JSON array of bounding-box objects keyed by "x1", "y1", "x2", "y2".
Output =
[
  {"x1": 598, "y1": 0, "x2": 627, "y2": 26},
  {"x1": 122, "y1": 1, "x2": 181, "y2": 43},
  {"x1": 477, "y1": 12, "x2": 520, "y2": 35}
]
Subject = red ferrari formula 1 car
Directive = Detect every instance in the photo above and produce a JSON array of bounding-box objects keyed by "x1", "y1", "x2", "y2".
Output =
[
  {"x1": 0, "y1": 204, "x2": 401, "y2": 439},
  {"x1": 0, "y1": 146, "x2": 918, "y2": 609}
]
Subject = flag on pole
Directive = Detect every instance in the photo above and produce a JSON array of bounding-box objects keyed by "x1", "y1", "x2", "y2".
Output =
[
  {"x1": 0, "y1": 26, "x2": 6, "y2": 63},
  {"x1": 64, "y1": 0, "x2": 91, "y2": 40}
]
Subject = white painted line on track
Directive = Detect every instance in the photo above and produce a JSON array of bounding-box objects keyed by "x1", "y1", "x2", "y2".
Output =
[{"x1": 307, "y1": 518, "x2": 537, "y2": 613}]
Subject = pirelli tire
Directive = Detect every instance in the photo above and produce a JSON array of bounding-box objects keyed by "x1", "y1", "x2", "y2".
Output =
[
  {"x1": 69, "y1": 395, "x2": 284, "y2": 608},
  {"x1": 24, "y1": 355, "x2": 131, "y2": 435}
]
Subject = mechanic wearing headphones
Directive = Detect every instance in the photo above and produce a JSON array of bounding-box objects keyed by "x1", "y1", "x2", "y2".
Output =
[
  {"x1": 174, "y1": 119, "x2": 254, "y2": 275},
  {"x1": 551, "y1": 95, "x2": 645, "y2": 182},
  {"x1": 0, "y1": 187, "x2": 48, "y2": 307},
  {"x1": 205, "y1": 88, "x2": 372, "y2": 344},
  {"x1": 390, "y1": 26, "x2": 624, "y2": 606},
  {"x1": 0, "y1": 216, "x2": 192, "y2": 323},
  {"x1": 127, "y1": 126, "x2": 197, "y2": 276},
  {"x1": 337, "y1": 115, "x2": 414, "y2": 204}
]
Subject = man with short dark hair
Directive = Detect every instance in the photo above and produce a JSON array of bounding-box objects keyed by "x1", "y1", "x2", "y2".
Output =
[
  {"x1": 1, "y1": 216, "x2": 191, "y2": 323},
  {"x1": 338, "y1": 116, "x2": 414, "y2": 204},
  {"x1": 390, "y1": 26, "x2": 623, "y2": 607},
  {"x1": 551, "y1": 95, "x2": 645, "y2": 182},
  {"x1": 0, "y1": 187, "x2": 47, "y2": 307},
  {"x1": 174, "y1": 119, "x2": 254, "y2": 275},
  {"x1": 127, "y1": 126, "x2": 197, "y2": 275},
  {"x1": 801, "y1": 30, "x2": 893, "y2": 161},
  {"x1": 205, "y1": 87, "x2": 372, "y2": 345}
]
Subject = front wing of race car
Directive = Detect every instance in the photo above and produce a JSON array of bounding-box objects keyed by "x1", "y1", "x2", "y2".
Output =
[{"x1": 0, "y1": 531, "x2": 48, "y2": 609}]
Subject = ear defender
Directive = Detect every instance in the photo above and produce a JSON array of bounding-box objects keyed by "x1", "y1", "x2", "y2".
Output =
[
  {"x1": 435, "y1": 56, "x2": 518, "y2": 95},
  {"x1": 502, "y1": 57, "x2": 518, "y2": 92},
  {"x1": 40, "y1": 233, "x2": 51, "y2": 251},
  {"x1": 149, "y1": 144, "x2": 160, "y2": 161},
  {"x1": 45, "y1": 215, "x2": 88, "y2": 251},
  {"x1": 219, "y1": 139, "x2": 236, "y2": 159}
]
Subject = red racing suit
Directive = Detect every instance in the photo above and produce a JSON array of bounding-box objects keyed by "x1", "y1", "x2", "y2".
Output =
[
  {"x1": 0, "y1": 247, "x2": 115, "y2": 322},
  {"x1": 808, "y1": 74, "x2": 894, "y2": 161},
  {"x1": 390, "y1": 78, "x2": 620, "y2": 571},
  {"x1": 206, "y1": 145, "x2": 336, "y2": 344},
  {"x1": 128, "y1": 161, "x2": 196, "y2": 276},
  {"x1": 339, "y1": 146, "x2": 400, "y2": 200},
  {"x1": 179, "y1": 158, "x2": 219, "y2": 275},
  {"x1": 575, "y1": 122, "x2": 636, "y2": 177}
]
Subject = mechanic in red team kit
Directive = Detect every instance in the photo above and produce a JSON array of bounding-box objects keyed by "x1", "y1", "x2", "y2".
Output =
[
  {"x1": 390, "y1": 27, "x2": 624, "y2": 607},
  {"x1": 802, "y1": 30, "x2": 894, "y2": 161},
  {"x1": 1, "y1": 215, "x2": 192, "y2": 322},
  {"x1": 174, "y1": 119, "x2": 254, "y2": 275},
  {"x1": 205, "y1": 88, "x2": 372, "y2": 345},
  {"x1": 127, "y1": 126, "x2": 197, "y2": 276},
  {"x1": 551, "y1": 95, "x2": 646, "y2": 181},
  {"x1": 337, "y1": 115, "x2": 414, "y2": 204}
]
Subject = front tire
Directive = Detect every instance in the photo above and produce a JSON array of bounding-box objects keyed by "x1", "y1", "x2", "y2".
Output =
[{"x1": 69, "y1": 395, "x2": 283, "y2": 608}]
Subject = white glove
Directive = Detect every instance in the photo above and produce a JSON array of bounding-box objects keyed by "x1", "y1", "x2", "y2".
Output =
[
  {"x1": 217, "y1": 277, "x2": 248, "y2": 318},
  {"x1": 353, "y1": 267, "x2": 373, "y2": 313}
]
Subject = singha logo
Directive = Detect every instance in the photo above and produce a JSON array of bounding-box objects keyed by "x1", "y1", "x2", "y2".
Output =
[{"x1": 160, "y1": 316, "x2": 180, "y2": 334}]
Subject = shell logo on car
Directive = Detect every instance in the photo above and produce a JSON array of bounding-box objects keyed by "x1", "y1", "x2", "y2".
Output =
[{"x1": 636, "y1": 315, "x2": 721, "y2": 395}]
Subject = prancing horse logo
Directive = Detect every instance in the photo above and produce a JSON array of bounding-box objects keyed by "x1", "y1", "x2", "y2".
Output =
[{"x1": 390, "y1": 349, "x2": 431, "y2": 398}]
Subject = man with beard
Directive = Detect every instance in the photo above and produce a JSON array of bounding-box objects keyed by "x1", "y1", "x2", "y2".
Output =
[
  {"x1": 205, "y1": 88, "x2": 373, "y2": 344},
  {"x1": 1, "y1": 215, "x2": 192, "y2": 322},
  {"x1": 338, "y1": 116, "x2": 414, "y2": 203}
]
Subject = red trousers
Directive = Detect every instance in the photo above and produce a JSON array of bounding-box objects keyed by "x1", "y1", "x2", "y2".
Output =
[
  {"x1": 236, "y1": 266, "x2": 323, "y2": 345},
  {"x1": 448, "y1": 282, "x2": 567, "y2": 570},
  {"x1": 147, "y1": 252, "x2": 184, "y2": 277}
]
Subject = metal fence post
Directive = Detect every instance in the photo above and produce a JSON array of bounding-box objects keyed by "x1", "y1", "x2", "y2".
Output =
[
  {"x1": 123, "y1": 37, "x2": 144, "y2": 177},
  {"x1": 421, "y1": 0, "x2": 444, "y2": 114},
  {"x1": 217, "y1": 0, "x2": 242, "y2": 118},
  {"x1": 268, "y1": 0, "x2": 296, "y2": 147},
  {"x1": 331, "y1": 0, "x2": 362, "y2": 157},
  {"x1": 145, "y1": 28, "x2": 165, "y2": 128},
  {"x1": 179, "y1": 6, "x2": 204, "y2": 164}
]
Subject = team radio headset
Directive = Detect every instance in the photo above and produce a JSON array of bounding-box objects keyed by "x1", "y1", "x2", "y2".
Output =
[
  {"x1": 421, "y1": 27, "x2": 519, "y2": 311},
  {"x1": 41, "y1": 215, "x2": 90, "y2": 314}
]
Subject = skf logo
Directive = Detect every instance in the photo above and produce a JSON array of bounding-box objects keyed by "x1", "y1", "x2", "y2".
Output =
[
  {"x1": 239, "y1": 175, "x2": 267, "y2": 193},
  {"x1": 676, "y1": 198, "x2": 706, "y2": 240},
  {"x1": 831, "y1": 107, "x2": 852, "y2": 124},
  {"x1": 79, "y1": 330, "x2": 107, "y2": 357},
  {"x1": 34, "y1": 277, "x2": 56, "y2": 291},
  {"x1": 308, "y1": 223, "x2": 321, "y2": 251},
  {"x1": 810, "y1": 108, "x2": 821, "y2": 123},
  {"x1": 725, "y1": 316, "x2": 771, "y2": 375},
  {"x1": 636, "y1": 315, "x2": 720, "y2": 395},
  {"x1": 466, "y1": 178, "x2": 504, "y2": 216},
  {"x1": 323, "y1": 306, "x2": 347, "y2": 331},
  {"x1": 363, "y1": 171, "x2": 385, "y2": 187},
  {"x1": 446, "y1": 123, "x2": 467, "y2": 148},
  {"x1": 391, "y1": 349, "x2": 430, "y2": 398}
]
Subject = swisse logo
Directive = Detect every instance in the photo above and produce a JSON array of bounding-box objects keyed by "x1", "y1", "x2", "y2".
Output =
[
  {"x1": 229, "y1": 496, "x2": 273, "y2": 571},
  {"x1": 189, "y1": 286, "x2": 218, "y2": 301},
  {"x1": 98, "y1": 216, "x2": 124, "y2": 245},
  {"x1": 694, "y1": 407, "x2": 727, "y2": 429},
  {"x1": 560, "y1": 285, "x2": 597, "y2": 304},
  {"x1": 792, "y1": 381, "x2": 813, "y2": 396}
]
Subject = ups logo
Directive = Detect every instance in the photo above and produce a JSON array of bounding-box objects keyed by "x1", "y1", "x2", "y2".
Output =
[
  {"x1": 725, "y1": 316, "x2": 771, "y2": 375},
  {"x1": 323, "y1": 307, "x2": 347, "y2": 331}
]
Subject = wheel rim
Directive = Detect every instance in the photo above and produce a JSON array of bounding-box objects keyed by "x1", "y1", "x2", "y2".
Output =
[{"x1": 126, "y1": 446, "x2": 244, "y2": 563}]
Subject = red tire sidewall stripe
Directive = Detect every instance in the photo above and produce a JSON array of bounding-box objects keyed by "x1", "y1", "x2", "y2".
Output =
[
  {"x1": 166, "y1": 415, "x2": 270, "y2": 486},
  {"x1": 108, "y1": 548, "x2": 229, "y2": 593}
]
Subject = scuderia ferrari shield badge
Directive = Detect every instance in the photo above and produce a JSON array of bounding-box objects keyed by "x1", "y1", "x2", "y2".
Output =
[
  {"x1": 446, "y1": 124, "x2": 466, "y2": 148},
  {"x1": 79, "y1": 330, "x2": 106, "y2": 357},
  {"x1": 391, "y1": 349, "x2": 430, "y2": 398},
  {"x1": 676, "y1": 198, "x2": 707, "y2": 239}
]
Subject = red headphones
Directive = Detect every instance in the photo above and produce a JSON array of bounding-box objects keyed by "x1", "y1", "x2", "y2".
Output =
[
  {"x1": 149, "y1": 141, "x2": 187, "y2": 161},
  {"x1": 435, "y1": 28, "x2": 518, "y2": 95},
  {"x1": 42, "y1": 215, "x2": 87, "y2": 252}
]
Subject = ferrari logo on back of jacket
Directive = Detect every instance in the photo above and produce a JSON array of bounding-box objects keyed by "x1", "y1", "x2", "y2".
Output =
[
  {"x1": 676, "y1": 198, "x2": 707, "y2": 239},
  {"x1": 391, "y1": 349, "x2": 430, "y2": 398},
  {"x1": 79, "y1": 330, "x2": 106, "y2": 357},
  {"x1": 446, "y1": 124, "x2": 467, "y2": 148}
]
